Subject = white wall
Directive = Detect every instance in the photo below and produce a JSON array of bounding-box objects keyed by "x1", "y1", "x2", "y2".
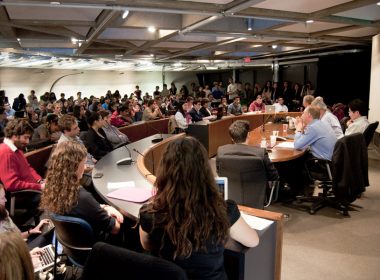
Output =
[
  {"x1": 369, "y1": 34, "x2": 380, "y2": 131},
  {"x1": 0, "y1": 68, "x2": 199, "y2": 101}
]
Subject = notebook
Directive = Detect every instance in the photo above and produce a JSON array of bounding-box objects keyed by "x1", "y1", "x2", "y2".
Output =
[
  {"x1": 34, "y1": 244, "x2": 55, "y2": 272},
  {"x1": 107, "y1": 187, "x2": 154, "y2": 203},
  {"x1": 215, "y1": 177, "x2": 228, "y2": 200},
  {"x1": 265, "y1": 105, "x2": 275, "y2": 113}
]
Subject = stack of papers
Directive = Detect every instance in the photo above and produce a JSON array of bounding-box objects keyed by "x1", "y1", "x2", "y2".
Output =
[
  {"x1": 276, "y1": 142, "x2": 295, "y2": 149},
  {"x1": 106, "y1": 181, "x2": 153, "y2": 203},
  {"x1": 241, "y1": 212, "x2": 274, "y2": 231}
]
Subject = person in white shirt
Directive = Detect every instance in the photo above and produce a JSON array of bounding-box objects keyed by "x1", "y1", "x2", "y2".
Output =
[
  {"x1": 227, "y1": 77, "x2": 238, "y2": 102},
  {"x1": 174, "y1": 102, "x2": 189, "y2": 131},
  {"x1": 311, "y1": 97, "x2": 343, "y2": 139},
  {"x1": 345, "y1": 99, "x2": 369, "y2": 135},
  {"x1": 274, "y1": 97, "x2": 288, "y2": 112}
]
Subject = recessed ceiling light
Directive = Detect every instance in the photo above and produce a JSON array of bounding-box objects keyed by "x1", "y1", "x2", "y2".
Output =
[
  {"x1": 252, "y1": 44, "x2": 262, "y2": 48},
  {"x1": 248, "y1": 27, "x2": 252, "y2": 31},
  {"x1": 150, "y1": 54, "x2": 154, "y2": 57},
  {"x1": 16, "y1": 38, "x2": 21, "y2": 42},
  {"x1": 50, "y1": 1, "x2": 61, "y2": 5},
  {"x1": 71, "y1": 38, "x2": 78, "y2": 44},
  {"x1": 147, "y1": 26, "x2": 156, "y2": 33},
  {"x1": 272, "y1": 45, "x2": 278, "y2": 49},
  {"x1": 377, "y1": 2, "x2": 380, "y2": 5},
  {"x1": 122, "y1": 10, "x2": 129, "y2": 19},
  {"x1": 306, "y1": 20, "x2": 314, "y2": 23}
]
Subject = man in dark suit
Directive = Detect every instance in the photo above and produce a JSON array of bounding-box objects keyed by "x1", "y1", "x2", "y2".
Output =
[
  {"x1": 216, "y1": 120, "x2": 279, "y2": 181},
  {"x1": 189, "y1": 99, "x2": 203, "y2": 122}
]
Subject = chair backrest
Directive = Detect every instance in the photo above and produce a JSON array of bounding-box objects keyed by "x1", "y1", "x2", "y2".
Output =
[
  {"x1": 331, "y1": 133, "x2": 368, "y2": 203},
  {"x1": 168, "y1": 115, "x2": 178, "y2": 134},
  {"x1": 50, "y1": 213, "x2": 95, "y2": 266},
  {"x1": 217, "y1": 155, "x2": 267, "y2": 209},
  {"x1": 363, "y1": 121, "x2": 379, "y2": 146},
  {"x1": 82, "y1": 242, "x2": 188, "y2": 280}
]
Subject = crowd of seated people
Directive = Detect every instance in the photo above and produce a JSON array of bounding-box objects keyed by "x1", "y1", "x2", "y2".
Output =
[{"x1": 0, "y1": 80, "x2": 376, "y2": 279}]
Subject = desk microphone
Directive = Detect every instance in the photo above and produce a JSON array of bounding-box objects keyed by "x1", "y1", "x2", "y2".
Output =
[
  {"x1": 107, "y1": 124, "x2": 132, "y2": 166},
  {"x1": 133, "y1": 148, "x2": 144, "y2": 158},
  {"x1": 146, "y1": 121, "x2": 163, "y2": 143}
]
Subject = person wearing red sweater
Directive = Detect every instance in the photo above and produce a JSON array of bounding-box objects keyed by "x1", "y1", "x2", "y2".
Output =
[{"x1": 0, "y1": 119, "x2": 44, "y2": 192}]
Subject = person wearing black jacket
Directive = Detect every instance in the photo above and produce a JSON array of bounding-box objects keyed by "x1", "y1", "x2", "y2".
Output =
[{"x1": 85, "y1": 112, "x2": 113, "y2": 160}]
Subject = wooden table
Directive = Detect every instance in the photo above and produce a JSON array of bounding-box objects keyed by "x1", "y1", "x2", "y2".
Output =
[{"x1": 247, "y1": 123, "x2": 305, "y2": 162}]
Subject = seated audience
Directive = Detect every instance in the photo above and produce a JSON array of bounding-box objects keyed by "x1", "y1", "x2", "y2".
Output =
[
  {"x1": 142, "y1": 100, "x2": 163, "y2": 121},
  {"x1": 86, "y1": 112, "x2": 113, "y2": 160},
  {"x1": 249, "y1": 95, "x2": 265, "y2": 112},
  {"x1": 32, "y1": 113, "x2": 60, "y2": 142},
  {"x1": 294, "y1": 106, "x2": 337, "y2": 160},
  {"x1": 217, "y1": 120, "x2": 279, "y2": 181},
  {"x1": 139, "y1": 137, "x2": 259, "y2": 279},
  {"x1": 311, "y1": 97, "x2": 343, "y2": 139},
  {"x1": 189, "y1": 99, "x2": 203, "y2": 122},
  {"x1": 40, "y1": 141, "x2": 124, "y2": 243},
  {"x1": 227, "y1": 96, "x2": 243, "y2": 115},
  {"x1": 345, "y1": 99, "x2": 369, "y2": 136},
  {"x1": 273, "y1": 97, "x2": 288, "y2": 112},
  {"x1": 0, "y1": 119, "x2": 44, "y2": 192},
  {"x1": 99, "y1": 111, "x2": 130, "y2": 149}
]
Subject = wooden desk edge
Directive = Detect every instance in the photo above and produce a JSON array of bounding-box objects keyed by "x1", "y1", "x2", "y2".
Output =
[
  {"x1": 136, "y1": 133, "x2": 186, "y2": 184},
  {"x1": 238, "y1": 205, "x2": 283, "y2": 280}
]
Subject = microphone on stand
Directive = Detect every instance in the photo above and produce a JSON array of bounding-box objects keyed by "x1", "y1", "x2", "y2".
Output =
[
  {"x1": 133, "y1": 148, "x2": 144, "y2": 158},
  {"x1": 107, "y1": 124, "x2": 133, "y2": 166},
  {"x1": 146, "y1": 121, "x2": 164, "y2": 143}
]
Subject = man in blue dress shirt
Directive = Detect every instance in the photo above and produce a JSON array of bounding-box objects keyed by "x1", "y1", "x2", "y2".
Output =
[{"x1": 294, "y1": 105, "x2": 337, "y2": 160}]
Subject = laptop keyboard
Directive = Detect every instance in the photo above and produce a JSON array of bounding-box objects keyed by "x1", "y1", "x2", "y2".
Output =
[{"x1": 34, "y1": 245, "x2": 55, "y2": 272}]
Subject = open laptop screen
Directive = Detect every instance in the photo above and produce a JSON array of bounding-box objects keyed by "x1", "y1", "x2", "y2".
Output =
[{"x1": 215, "y1": 177, "x2": 228, "y2": 200}]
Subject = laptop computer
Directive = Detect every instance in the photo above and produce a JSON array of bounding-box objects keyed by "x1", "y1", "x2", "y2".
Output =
[
  {"x1": 215, "y1": 177, "x2": 228, "y2": 200},
  {"x1": 265, "y1": 105, "x2": 275, "y2": 113},
  {"x1": 34, "y1": 244, "x2": 56, "y2": 273}
]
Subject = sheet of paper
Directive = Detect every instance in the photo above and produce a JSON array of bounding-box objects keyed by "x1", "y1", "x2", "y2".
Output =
[
  {"x1": 241, "y1": 212, "x2": 274, "y2": 231},
  {"x1": 276, "y1": 141, "x2": 295, "y2": 149},
  {"x1": 107, "y1": 181, "x2": 135, "y2": 190},
  {"x1": 107, "y1": 187, "x2": 153, "y2": 203}
]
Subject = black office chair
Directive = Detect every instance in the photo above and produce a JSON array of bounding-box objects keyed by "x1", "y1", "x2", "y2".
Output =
[
  {"x1": 216, "y1": 155, "x2": 268, "y2": 209},
  {"x1": 82, "y1": 242, "x2": 188, "y2": 280},
  {"x1": 3, "y1": 185, "x2": 42, "y2": 227},
  {"x1": 50, "y1": 213, "x2": 95, "y2": 276},
  {"x1": 363, "y1": 121, "x2": 379, "y2": 146},
  {"x1": 297, "y1": 133, "x2": 369, "y2": 215}
]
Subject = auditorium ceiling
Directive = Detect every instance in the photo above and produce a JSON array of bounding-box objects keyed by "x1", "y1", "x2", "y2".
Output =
[{"x1": 0, "y1": 0, "x2": 379, "y2": 71}]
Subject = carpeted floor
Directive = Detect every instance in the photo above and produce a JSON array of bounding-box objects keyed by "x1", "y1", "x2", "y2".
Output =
[{"x1": 267, "y1": 158, "x2": 380, "y2": 280}]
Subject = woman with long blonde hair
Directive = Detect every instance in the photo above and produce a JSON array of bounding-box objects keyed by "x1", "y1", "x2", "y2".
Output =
[
  {"x1": 40, "y1": 141, "x2": 123, "y2": 240},
  {"x1": 0, "y1": 232, "x2": 34, "y2": 280},
  {"x1": 139, "y1": 137, "x2": 258, "y2": 279}
]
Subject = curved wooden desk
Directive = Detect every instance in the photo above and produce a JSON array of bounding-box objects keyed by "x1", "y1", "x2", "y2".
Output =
[
  {"x1": 187, "y1": 111, "x2": 301, "y2": 157},
  {"x1": 247, "y1": 123, "x2": 305, "y2": 162}
]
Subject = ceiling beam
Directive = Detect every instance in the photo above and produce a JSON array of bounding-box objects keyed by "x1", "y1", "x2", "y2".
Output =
[
  {"x1": 0, "y1": 7, "x2": 17, "y2": 41},
  {"x1": 76, "y1": 10, "x2": 118, "y2": 55},
  {"x1": 8, "y1": 19, "x2": 95, "y2": 27}
]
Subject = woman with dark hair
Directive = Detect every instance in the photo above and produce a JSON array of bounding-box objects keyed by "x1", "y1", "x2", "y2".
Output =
[
  {"x1": 73, "y1": 105, "x2": 88, "y2": 132},
  {"x1": 85, "y1": 112, "x2": 113, "y2": 160},
  {"x1": 139, "y1": 137, "x2": 258, "y2": 279},
  {"x1": 174, "y1": 102, "x2": 189, "y2": 132}
]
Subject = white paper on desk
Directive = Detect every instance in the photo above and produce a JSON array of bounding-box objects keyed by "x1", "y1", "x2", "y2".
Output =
[
  {"x1": 276, "y1": 141, "x2": 295, "y2": 149},
  {"x1": 107, "y1": 181, "x2": 135, "y2": 190},
  {"x1": 241, "y1": 212, "x2": 274, "y2": 231}
]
